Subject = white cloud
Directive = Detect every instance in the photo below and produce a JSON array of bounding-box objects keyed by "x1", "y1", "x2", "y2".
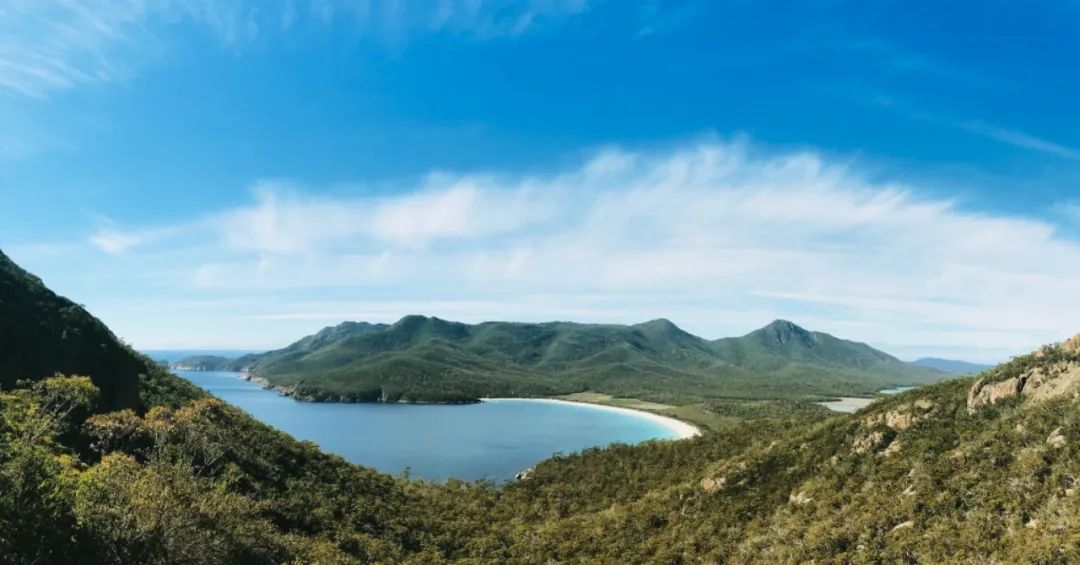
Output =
[
  {"x1": 206, "y1": 177, "x2": 554, "y2": 255},
  {"x1": 369, "y1": 177, "x2": 554, "y2": 246},
  {"x1": 78, "y1": 140, "x2": 1080, "y2": 360},
  {"x1": 0, "y1": 0, "x2": 593, "y2": 97},
  {"x1": 214, "y1": 186, "x2": 367, "y2": 254},
  {"x1": 90, "y1": 229, "x2": 144, "y2": 255}
]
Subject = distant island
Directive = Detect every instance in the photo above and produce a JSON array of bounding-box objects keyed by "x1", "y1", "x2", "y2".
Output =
[
  {"x1": 171, "y1": 355, "x2": 235, "y2": 371},
  {"x1": 174, "y1": 316, "x2": 954, "y2": 406}
]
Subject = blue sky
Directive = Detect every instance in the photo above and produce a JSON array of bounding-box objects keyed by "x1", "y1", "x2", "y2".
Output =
[{"x1": 2, "y1": 0, "x2": 1079, "y2": 361}]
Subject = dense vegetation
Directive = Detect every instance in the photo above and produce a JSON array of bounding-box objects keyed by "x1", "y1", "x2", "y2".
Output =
[
  {"x1": 0, "y1": 251, "x2": 164, "y2": 411},
  {"x1": 201, "y1": 315, "x2": 947, "y2": 404},
  {"x1": 5, "y1": 249, "x2": 1080, "y2": 563}
]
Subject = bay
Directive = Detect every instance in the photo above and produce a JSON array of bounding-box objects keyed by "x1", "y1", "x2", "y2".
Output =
[{"x1": 177, "y1": 370, "x2": 680, "y2": 482}]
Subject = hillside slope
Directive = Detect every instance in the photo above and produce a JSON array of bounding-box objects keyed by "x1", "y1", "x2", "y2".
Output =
[
  {"x1": 0, "y1": 250, "x2": 458, "y2": 563},
  {"x1": 0, "y1": 250, "x2": 201, "y2": 411},
  {"x1": 5, "y1": 249, "x2": 1080, "y2": 563},
  {"x1": 486, "y1": 335, "x2": 1080, "y2": 562},
  {"x1": 227, "y1": 316, "x2": 946, "y2": 404}
]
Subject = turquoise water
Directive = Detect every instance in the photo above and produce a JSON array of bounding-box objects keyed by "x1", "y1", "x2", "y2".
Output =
[
  {"x1": 177, "y1": 371, "x2": 676, "y2": 482},
  {"x1": 878, "y1": 386, "x2": 916, "y2": 395}
]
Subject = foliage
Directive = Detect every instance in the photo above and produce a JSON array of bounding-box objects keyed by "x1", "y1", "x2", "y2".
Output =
[
  {"x1": 5, "y1": 249, "x2": 1080, "y2": 563},
  {"x1": 226, "y1": 316, "x2": 949, "y2": 405}
]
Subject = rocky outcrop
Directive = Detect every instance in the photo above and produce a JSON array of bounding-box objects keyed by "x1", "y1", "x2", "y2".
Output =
[
  {"x1": 1047, "y1": 427, "x2": 1066, "y2": 449},
  {"x1": 861, "y1": 398, "x2": 935, "y2": 434},
  {"x1": 967, "y1": 376, "x2": 1026, "y2": 412},
  {"x1": 852, "y1": 431, "x2": 886, "y2": 454},
  {"x1": 788, "y1": 491, "x2": 812, "y2": 505},
  {"x1": 966, "y1": 335, "x2": 1080, "y2": 413},
  {"x1": 1024, "y1": 364, "x2": 1080, "y2": 403},
  {"x1": 1064, "y1": 333, "x2": 1080, "y2": 355},
  {"x1": 700, "y1": 476, "x2": 727, "y2": 494},
  {"x1": 967, "y1": 361, "x2": 1080, "y2": 413}
]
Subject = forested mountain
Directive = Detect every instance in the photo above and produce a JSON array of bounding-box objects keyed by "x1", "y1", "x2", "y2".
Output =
[
  {"x1": 218, "y1": 315, "x2": 946, "y2": 404},
  {"x1": 0, "y1": 250, "x2": 200, "y2": 411},
  {"x1": 6, "y1": 250, "x2": 1080, "y2": 563},
  {"x1": 492, "y1": 336, "x2": 1080, "y2": 562}
]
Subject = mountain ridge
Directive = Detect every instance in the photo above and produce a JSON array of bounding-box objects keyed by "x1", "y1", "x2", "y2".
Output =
[
  {"x1": 201, "y1": 315, "x2": 948, "y2": 404},
  {"x1": 6, "y1": 247, "x2": 1080, "y2": 562}
]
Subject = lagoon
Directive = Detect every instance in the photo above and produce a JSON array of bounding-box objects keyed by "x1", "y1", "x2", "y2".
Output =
[
  {"x1": 177, "y1": 370, "x2": 683, "y2": 482},
  {"x1": 817, "y1": 385, "x2": 920, "y2": 413}
]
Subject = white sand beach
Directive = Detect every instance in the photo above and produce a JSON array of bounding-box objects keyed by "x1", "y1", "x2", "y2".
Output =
[{"x1": 483, "y1": 398, "x2": 702, "y2": 439}]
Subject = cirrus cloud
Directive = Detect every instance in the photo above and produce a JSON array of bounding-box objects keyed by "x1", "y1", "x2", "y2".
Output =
[{"x1": 76, "y1": 139, "x2": 1080, "y2": 360}]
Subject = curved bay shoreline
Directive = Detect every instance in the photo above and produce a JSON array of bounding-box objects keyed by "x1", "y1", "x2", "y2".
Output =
[{"x1": 239, "y1": 372, "x2": 703, "y2": 439}]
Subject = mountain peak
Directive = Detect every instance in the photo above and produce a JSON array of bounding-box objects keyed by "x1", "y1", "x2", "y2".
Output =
[
  {"x1": 763, "y1": 319, "x2": 811, "y2": 335},
  {"x1": 635, "y1": 318, "x2": 679, "y2": 331},
  {"x1": 394, "y1": 314, "x2": 432, "y2": 327},
  {"x1": 764, "y1": 319, "x2": 807, "y2": 332},
  {"x1": 753, "y1": 319, "x2": 818, "y2": 348}
]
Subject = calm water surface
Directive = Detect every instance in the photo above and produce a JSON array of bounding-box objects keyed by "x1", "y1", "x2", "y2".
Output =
[
  {"x1": 177, "y1": 371, "x2": 676, "y2": 482},
  {"x1": 818, "y1": 385, "x2": 920, "y2": 413}
]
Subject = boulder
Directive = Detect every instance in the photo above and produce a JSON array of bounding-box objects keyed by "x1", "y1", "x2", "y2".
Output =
[
  {"x1": 967, "y1": 376, "x2": 1025, "y2": 413},
  {"x1": 700, "y1": 476, "x2": 727, "y2": 494},
  {"x1": 788, "y1": 491, "x2": 812, "y2": 505},
  {"x1": 1047, "y1": 427, "x2": 1066, "y2": 449},
  {"x1": 852, "y1": 431, "x2": 886, "y2": 454}
]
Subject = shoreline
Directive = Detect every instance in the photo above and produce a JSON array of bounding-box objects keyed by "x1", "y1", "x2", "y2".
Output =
[
  {"x1": 234, "y1": 371, "x2": 702, "y2": 437},
  {"x1": 482, "y1": 397, "x2": 702, "y2": 440}
]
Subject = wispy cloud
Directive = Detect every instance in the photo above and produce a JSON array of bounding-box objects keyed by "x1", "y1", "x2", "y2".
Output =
[
  {"x1": 955, "y1": 120, "x2": 1080, "y2": 160},
  {"x1": 90, "y1": 229, "x2": 143, "y2": 255},
  {"x1": 863, "y1": 94, "x2": 1080, "y2": 161},
  {"x1": 0, "y1": 0, "x2": 593, "y2": 97},
  {"x1": 89, "y1": 217, "x2": 184, "y2": 255},
  {"x1": 77, "y1": 139, "x2": 1080, "y2": 359},
  {"x1": 0, "y1": 0, "x2": 146, "y2": 97}
]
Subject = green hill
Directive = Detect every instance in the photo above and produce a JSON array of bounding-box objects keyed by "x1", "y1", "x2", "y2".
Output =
[
  {"x1": 0, "y1": 250, "x2": 201, "y2": 411},
  {"x1": 489, "y1": 336, "x2": 1080, "y2": 562},
  {"x1": 0, "y1": 250, "x2": 446, "y2": 562},
  {"x1": 4, "y1": 248, "x2": 1080, "y2": 562},
  {"x1": 226, "y1": 315, "x2": 946, "y2": 404}
]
